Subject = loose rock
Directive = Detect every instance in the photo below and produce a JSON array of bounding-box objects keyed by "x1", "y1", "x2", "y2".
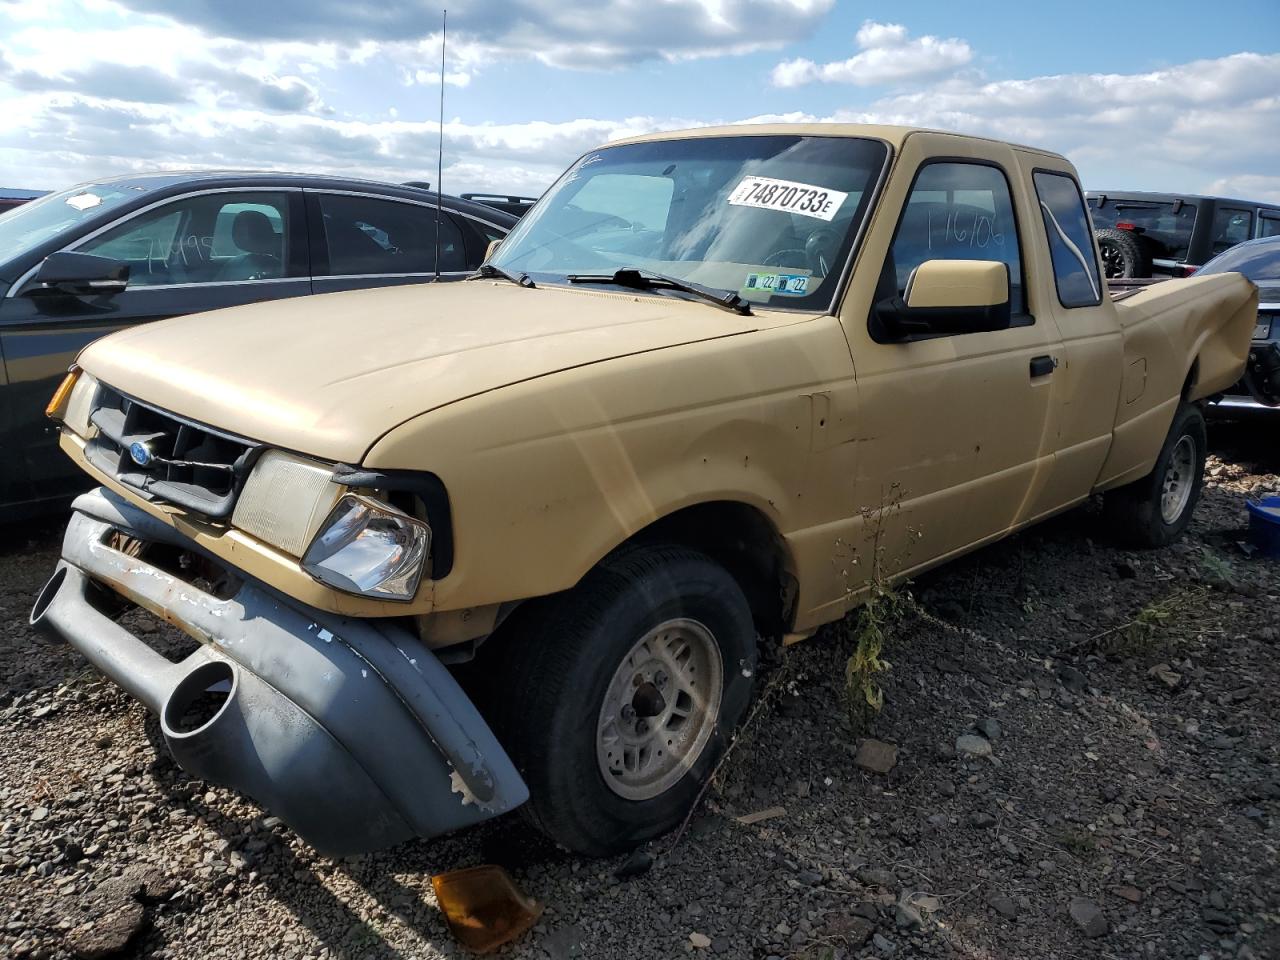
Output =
[
  {"x1": 956, "y1": 734, "x2": 993, "y2": 758},
  {"x1": 974, "y1": 718, "x2": 1002, "y2": 741},
  {"x1": 854, "y1": 738, "x2": 899, "y2": 775},
  {"x1": 1068, "y1": 898, "x2": 1108, "y2": 938}
]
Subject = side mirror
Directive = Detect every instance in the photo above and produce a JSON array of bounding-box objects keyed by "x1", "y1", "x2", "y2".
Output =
[
  {"x1": 872, "y1": 260, "x2": 1011, "y2": 342},
  {"x1": 484, "y1": 239, "x2": 502, "y2": 262},
  {"x1": 32, "y1": 252, "x2": 130, "y2": 296}
]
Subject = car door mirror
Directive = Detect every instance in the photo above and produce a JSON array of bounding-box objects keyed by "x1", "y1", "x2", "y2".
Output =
[
  {"x1": 32, "y1": 252, "x2": 130, "y2": 296},
  {"x1": 484, "y1": 239, "x2": 502, "y2": 262},
  {"x1": 872, "y1": 260, "x2": 1011, "y2": 341}
]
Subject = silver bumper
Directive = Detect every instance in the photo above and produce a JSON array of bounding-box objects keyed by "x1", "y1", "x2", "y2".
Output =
[{"x1": 31, "y1": 487, "x2": 527, "y2": 857}]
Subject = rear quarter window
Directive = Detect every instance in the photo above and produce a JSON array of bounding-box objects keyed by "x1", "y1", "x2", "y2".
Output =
[{"x1": 1034, "y1": 172, "x2": 1102, "y2": 308}]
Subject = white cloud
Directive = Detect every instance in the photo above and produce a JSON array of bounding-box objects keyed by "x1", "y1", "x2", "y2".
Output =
[
  {"x1": 772, "y1": 20, "x2": 973, "y2": 88},
  {"x1": 106, "y1": 0, "x2": 838, "y2": 71},
  {"x1": 1206, "y1": 175, "x2": 1280, "y2": 205},
  {"x1": 0, "y1": 0, "x2": 1272, "y2": 212},
  {"x1": 833, "y1": 53, "x2": 1280, "y2": 185}
]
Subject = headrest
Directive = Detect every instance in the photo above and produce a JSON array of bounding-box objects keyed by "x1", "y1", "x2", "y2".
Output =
[{"x1": 231, "y1": 210, "x2": 278, "y2": 256}]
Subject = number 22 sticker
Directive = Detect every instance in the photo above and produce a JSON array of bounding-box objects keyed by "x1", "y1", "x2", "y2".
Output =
[{"x1": 727, "y1": 176, "x2": 848, "y2": 222}]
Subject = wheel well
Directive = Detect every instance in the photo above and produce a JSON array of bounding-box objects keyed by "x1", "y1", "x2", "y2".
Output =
[
  {"x1": 624, "y1": 501, "x2": 796, "y2": 637},
  {"x1": 1182, "y1": 358, "x2": 1199, "y2": 400}
]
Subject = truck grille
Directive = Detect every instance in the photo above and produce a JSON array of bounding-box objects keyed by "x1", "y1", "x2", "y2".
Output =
[{"x1": 84, "y1": 385, "x2": 261, "y2": 519}]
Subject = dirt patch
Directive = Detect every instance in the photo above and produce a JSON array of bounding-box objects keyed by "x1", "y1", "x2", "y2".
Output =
[{"x1": 2, "y1": 420, "x2": 1277, "y2": 959}]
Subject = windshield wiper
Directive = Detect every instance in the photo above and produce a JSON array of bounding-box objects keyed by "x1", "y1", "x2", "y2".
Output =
[
  {"x1": 467, "y1": 262, "x2": 535, "y2": 287},
  {"x1": 567, "y1": 267, "x2": 751, "y2": 316}
]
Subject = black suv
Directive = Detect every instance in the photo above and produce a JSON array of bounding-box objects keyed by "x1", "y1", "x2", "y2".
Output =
[
  {"x1": 0, "y1": 172, "x2": 517, "y2": 519},
  {"x1": 1086, "y1": 190, "x2": 1280, "y2": 279}
]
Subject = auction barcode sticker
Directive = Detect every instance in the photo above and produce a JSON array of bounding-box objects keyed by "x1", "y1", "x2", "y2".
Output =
[{"x1": 727, "y1": 176, "x2": 847, "y2": 222}]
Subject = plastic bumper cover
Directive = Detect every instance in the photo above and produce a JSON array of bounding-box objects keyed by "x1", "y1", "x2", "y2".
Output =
[{"x1": 30, "y1": 487, "x2": 527, "y2": 857}]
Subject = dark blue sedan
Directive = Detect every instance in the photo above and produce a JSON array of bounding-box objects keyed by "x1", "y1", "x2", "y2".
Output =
[
  {"x1": 0, "y1": 172, "x2": 517, "y2": 519},
  {"x1": 1198, "y1": 235, "x2": 1280, "y2": 413}
]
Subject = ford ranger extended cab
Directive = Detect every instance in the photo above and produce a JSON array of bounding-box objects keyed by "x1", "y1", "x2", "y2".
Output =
[{"x1": 34, "y1": 125, "x2": 1256, "y2": 859}]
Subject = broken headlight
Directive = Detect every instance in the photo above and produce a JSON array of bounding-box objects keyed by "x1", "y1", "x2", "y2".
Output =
[
  {"x1": 301, "y1": 495, "x2": 430, "y2": 601},
  {"x1": 232, "y1": 450, "x2": 344, "y2": 557},
  {"x1": 59, "y1": 371, "x2": 99, "y2": 438}
]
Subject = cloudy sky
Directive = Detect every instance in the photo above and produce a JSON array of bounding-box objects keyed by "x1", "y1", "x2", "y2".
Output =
[{"x1": 1, "y1": 0, "x2": 1277, "y2": 200}]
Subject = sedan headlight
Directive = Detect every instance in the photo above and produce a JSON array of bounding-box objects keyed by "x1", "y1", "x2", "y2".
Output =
[{"x1": 301, "y1": 494, "x2": 430, "y2": 601}]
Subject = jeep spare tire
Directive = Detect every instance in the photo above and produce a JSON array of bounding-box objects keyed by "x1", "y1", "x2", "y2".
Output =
[
  {"x1": 484, "y1": 544, "x2": 757, "y2": 856},
  {"x1": 1095, "y1": 227, "x2": 1152, "y2": 279}
]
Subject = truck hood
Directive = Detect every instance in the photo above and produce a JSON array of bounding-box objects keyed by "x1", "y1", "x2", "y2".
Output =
[{"x1": 79, "y1": 281, "x2": 790, "y2": 463}]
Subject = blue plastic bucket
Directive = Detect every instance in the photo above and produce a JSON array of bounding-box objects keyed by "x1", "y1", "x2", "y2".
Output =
[{"x1": 1246, "y1": 495, "x2": 1280, "y2": 558}]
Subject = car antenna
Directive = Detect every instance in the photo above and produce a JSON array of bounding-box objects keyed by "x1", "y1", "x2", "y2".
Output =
[{"x1": 433, "y1": 8, "x2": 447, "y2": 282}]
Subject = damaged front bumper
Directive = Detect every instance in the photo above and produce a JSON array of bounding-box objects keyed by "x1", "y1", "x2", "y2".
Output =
[{"x1": 30, "y1": 487, "x2": 528, "y2": 857}]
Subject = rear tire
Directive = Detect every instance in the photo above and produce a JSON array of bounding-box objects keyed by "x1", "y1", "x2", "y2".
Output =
[
  {"x1": 483, "y1": 544, "x2": 757, "y2": 856},
  {"x1": 1095, "y1": 228, "x2": 1151, "y2": 279},
  {"x1": 1103, "y1": 402, "x2": 1206, "y2": 547}
]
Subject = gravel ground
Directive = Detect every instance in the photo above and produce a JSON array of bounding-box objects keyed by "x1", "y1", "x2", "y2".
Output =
[{"x1": 2, "y1": 417, "x2": 1278, "y2": 960}]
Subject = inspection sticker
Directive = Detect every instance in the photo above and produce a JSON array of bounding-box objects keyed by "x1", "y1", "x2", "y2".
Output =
[
  {"x1": 743, "y1": 272, "x2": 809, "y2": 296},
  {"x1": 727, "y1": 176, "x2": 847, "y2": 222}
]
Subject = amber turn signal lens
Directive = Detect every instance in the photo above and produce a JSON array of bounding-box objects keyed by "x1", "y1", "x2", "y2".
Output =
[
  {"x1": 431, "y1": 864, "x2": 542, "y2": 954},
  {"x1": 46, "y1": 367, "x2": 81, "y2": 419}
]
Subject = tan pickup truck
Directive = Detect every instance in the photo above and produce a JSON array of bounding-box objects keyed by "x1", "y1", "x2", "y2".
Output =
[{"x1": 35, "y1": 125, "x2": 1256, "y2": 858}]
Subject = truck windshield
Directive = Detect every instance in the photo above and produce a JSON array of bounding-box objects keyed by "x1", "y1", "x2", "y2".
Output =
[
  {"x1": 490, "y1": 134, "x2": 889, "y2": 312},
  {"x1": 0, "y1": 183, "x2": 136, "y2": 277}
]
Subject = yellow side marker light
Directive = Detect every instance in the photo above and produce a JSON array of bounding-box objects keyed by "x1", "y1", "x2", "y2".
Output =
[{"x1": 46, "y1": 367, "x2": 81, "y2": 419}]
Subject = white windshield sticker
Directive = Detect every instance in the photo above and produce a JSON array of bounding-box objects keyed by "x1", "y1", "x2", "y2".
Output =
[
  {"x1": 743, "y1": 272, "x2": 809, "y2": 296},
  {"x1": 66, "y1": 193, "x2": 103, "y2": 211},
  {"x1": 727, "y1": 176, "x2": 847, "y2": 222}
]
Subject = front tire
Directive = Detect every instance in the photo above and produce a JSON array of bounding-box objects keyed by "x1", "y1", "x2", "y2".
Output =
[
  {"x1": 1103, "y1": 402, "x2": 1207, "y2": 547},
  {"x1": 484, "y1": 545, "x2": 757, "y2": 857}
]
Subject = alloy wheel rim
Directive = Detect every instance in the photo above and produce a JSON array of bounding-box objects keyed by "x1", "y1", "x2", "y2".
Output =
[
  {"x1": 1161, "y1": 435, "x2": 1196, "y2": 524},
  {"x1": 1101, "y1": 243, "x2": 1123, "y2": 278},
  {"x1": 596, "y1": 618, "x2": 723, "y2": 801}
]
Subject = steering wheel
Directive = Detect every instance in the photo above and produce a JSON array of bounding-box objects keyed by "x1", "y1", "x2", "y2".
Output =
[
  {"x1": 761, "y1": 248, "x2": 808, "y2": 268},
  {"x1": 804, "y1": 228, "x2": 839, "y2": 275}
]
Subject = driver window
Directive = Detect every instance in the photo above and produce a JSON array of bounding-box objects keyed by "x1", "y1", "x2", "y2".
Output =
[
  {"x1": 888, "y1": 162, "x2": 1024, "y2": 315},
  {"x1": 79, "y1": 192, "x2": 290, "y2": 287}
]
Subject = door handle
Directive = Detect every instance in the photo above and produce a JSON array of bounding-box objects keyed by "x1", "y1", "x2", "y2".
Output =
[{"x1": 1030, "y1": 355, "x2": 1057, "y2": 378}]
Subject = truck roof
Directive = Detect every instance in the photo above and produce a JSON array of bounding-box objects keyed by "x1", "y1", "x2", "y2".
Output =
[{"x1": 605, "y1": 123, "x2": 1069, "y2": 161}]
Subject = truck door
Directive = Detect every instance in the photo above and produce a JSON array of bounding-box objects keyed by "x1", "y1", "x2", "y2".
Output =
[
  {"x1": 1016, "y1": 159, "x2": 1123, "y2": 517},
  {"x1": 838, "y1": 134, "x2": 1062, "y2": 576}
]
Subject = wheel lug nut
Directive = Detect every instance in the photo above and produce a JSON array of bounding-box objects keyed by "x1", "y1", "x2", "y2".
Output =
[
  {"x1": 621, "y1": 704, "x2": 636, "y2": 721},
  {"x1": 655, "y1": 671, "x2": 668, "y2": 688},
  {"x1": 635, "y1": 719, "x2": 649, "y2": 735}
]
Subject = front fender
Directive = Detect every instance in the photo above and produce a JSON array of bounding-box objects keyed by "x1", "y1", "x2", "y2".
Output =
[{"x1": 364, "y1": 318, "x2": 855, "y2": 613}]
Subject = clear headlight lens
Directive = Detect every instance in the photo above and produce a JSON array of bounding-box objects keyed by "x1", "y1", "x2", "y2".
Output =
[
  {"x1": 63, "y1": 372, "x2": 100, "y2": 438},
  {"x1": 301, "y1": 494, "x2": 430, "y2": 601},
  {"x1": 232, "y1": 450, "x2": 344, "y2": 557}
]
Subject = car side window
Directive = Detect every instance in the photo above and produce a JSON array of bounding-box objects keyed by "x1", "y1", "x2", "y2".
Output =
[
  {"x1": 1033, "y1": 172, "x2": 1102, "y2": 308},
  {"x1": 318, "y1": 194, "x2": 465, "y2": 276},
  {"x1": 78, "y1": 192, "x2": 290, "y2": 286},
  {"x1": 888, "y1": 162, "x2": 1024, "y2": 315},
  {"x1": 1262, "y1": 215, "x2": 1280, "y2": 240},
  {"x1": 1210, "y1": 207, "x2": 1253, "y2": 256}
]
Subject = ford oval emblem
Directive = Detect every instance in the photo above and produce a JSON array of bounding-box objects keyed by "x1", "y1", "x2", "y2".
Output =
[{"x1": 128, "y1": 441, "x2": 153, "y2": 467}]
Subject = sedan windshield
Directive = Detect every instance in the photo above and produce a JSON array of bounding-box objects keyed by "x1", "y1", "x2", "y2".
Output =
[
  {"x1": 490, "y1": 134, "x2": 889, "y2": 312},
  {"x1": 0, "y1": 183, "x2": 137, "y2": 274}
]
